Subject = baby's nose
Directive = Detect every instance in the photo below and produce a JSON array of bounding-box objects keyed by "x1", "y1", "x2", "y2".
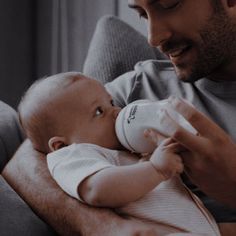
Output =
[{"x1": 113, "y1": 107, "x2": 121, "y2": 119}]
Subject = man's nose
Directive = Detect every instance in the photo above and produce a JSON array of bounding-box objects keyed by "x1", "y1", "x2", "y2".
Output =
[{"x1": 147, "y1": 15, "x2": 172, "y2": 47}]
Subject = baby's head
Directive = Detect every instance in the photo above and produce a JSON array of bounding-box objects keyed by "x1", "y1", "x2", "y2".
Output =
[{"x1": 18, "y1": 72, "x2": 122, "y2": 154}]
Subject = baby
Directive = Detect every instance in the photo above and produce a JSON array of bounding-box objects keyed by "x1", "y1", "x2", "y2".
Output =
[{"x1": 18, "y1": 72, "x2": 221, "y2": 236}]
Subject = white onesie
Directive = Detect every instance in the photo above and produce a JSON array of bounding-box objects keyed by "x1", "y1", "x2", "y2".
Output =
[{"x1": 47, "y1": 143, "x2": 220, "y2": 236}]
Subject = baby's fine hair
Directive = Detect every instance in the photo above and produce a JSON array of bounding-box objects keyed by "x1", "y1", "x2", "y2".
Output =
[{"x1": 18, "y1": 71, "x2": 83, "y2": 154}]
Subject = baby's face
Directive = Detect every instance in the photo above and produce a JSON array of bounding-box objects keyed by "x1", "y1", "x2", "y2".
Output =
[{"x1": 56, "y1": 76, "x2": 123, "y2": 150}]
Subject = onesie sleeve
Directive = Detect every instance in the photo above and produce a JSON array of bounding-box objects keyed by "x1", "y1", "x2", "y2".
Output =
[{"x1": 47, "y1": 144, "x2": 113, "y2": 201}]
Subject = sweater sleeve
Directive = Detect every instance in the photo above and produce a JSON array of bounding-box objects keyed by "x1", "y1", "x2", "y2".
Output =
[{"x1": 105, "y1": 60, "x2": 176, "y2": 108}]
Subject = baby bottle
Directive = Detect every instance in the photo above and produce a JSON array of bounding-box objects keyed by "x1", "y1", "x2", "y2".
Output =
[{"x1": 115, "y1": 99, "x2": 197, "y2": 153}]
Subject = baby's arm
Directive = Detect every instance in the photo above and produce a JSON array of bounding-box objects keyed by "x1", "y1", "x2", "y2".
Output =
[{"x1": 79, "y1": 138, "x2": 183, "y2": 208}]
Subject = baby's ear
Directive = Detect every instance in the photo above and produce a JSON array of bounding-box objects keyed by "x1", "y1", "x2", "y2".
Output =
[{"x1": 48, "y1": 136, "x2": 66, "y2": 152}]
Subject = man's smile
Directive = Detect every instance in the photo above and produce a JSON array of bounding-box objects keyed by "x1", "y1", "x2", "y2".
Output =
[
  {"x1": 161, "y1": 44, "x2": 193, "y2": 66},
  {"x1": 168, "y1": 45, "x2": 191, "y2": 58}
]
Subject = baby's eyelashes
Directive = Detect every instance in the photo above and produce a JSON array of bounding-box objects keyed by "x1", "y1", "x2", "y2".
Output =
[
  {"x1": 110, "y1": 99, "x2": 115, "y2": 106},
  {"x1": 95, "y1": 107, "x2": 104, "y2": 116}
]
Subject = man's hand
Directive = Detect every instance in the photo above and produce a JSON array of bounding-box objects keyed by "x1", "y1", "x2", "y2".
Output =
[
  {"x1": 149, "y1": 137, "x2": 184, "y2": 180},
  {"x1": 152, "y1": 97, "x2": 236, "y2": 208}
]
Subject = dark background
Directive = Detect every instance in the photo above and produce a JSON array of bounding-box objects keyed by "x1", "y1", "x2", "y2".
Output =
[{"x1": 0, "y1": 0, "x2": 146, "y2": 108}]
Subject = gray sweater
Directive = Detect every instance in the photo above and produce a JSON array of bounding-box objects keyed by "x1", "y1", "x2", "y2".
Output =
[{"x1": 106, "y1": 59, "x2": 236, "y2": 222}]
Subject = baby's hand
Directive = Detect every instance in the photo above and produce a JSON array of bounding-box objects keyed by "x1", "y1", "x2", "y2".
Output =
[{"x1": 150, "y1": 138, "x2": 184, "y2": 180}]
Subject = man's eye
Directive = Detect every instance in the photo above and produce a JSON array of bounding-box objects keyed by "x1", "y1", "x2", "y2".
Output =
[
  {"x1": 160, "y1": 0, "x2": 180, "y2": 9},
  {"x1": 138, "y1": 10, "x2": 148, "y2": 19},
  {"x1": 95, "y1": 107, "x2": 103, "y2": 116}
]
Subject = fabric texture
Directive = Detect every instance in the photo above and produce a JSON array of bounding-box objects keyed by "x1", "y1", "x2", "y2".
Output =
[
  {"x1": 0, "y1": 176, "x2": 56, "y2": 236},
  {"x1": 105, "y1": 59, "x2": 236, "y2": 222},
  {"x1": 47, "y1": 143, "x2": 220, "y2": 236},
  {"x1": 83, "y1": 15, "x2": 165, "y2": 84},
  {"x1": 0, "y1": 101, "x2": 24, "y2": 172}
]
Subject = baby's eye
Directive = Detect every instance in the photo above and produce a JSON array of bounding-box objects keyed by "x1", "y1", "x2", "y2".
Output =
[
  {"x1": 95, "y1": 107, "x2": 104, "y2": 116},
  {"x1": 111, "y1": 100, "x2": 115, "y2": 106}
]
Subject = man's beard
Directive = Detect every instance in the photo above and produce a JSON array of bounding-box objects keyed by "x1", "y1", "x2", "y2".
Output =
[{"x1": 176, "y1": 3, "x2": 236, "y2": 83}]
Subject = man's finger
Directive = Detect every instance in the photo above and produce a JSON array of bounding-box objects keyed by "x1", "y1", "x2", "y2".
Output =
[
  {"x1": 168, "y1": 96, "x2": 225, "y2": 139},
  {"x1": 160, "y1": 111, "x2": 210, "y2": 153},
  {"x1": 164, "y1": 142, "x2": 186, "y2": 153},
  {"x1": 176, "y1": 162, "x2": 184, "y2": 174},
  {"x1": 173, "y1": 126, "x2": 211, "y2": 154}
]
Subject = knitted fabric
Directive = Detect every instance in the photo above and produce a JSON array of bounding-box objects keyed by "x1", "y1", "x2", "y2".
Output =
[{"x1": 83, "y1": 15, "x2": 165, "y2": 84}]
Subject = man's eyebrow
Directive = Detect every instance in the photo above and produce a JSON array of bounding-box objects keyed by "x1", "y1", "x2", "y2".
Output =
[{"x1": 128, "y1": 0, "x2": 159, "y2": 8}]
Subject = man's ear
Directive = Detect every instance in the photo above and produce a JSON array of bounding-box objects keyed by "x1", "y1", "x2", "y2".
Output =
[{"x1": 48, "y1": 136, "x2": 66, "y2": 152}]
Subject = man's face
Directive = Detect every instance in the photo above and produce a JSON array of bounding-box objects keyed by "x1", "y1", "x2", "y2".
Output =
[
  {"x1": 56, "y1": 77, "x2": 122, "y2": 150},
  {"x1": 128, "y1": 0, "x2": 236, "y2": 82}
]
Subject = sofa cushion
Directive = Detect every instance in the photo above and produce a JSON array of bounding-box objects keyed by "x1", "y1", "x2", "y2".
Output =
[
  {"x1": 0, "y1": 175, "x2": 56, "y2": 236},
  {"x1": 83, "y1": 15, "x2": 165, "y2": 84},
  {"x1": 0, "y1": 101, "x2": 57, "y2": 235},
  {"x1": 0, "y1": 101, "x2": 24, "y2": 171}
]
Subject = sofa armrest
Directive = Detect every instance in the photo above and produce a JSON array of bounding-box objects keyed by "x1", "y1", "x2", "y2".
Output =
[
  {"x1": 0, "y1": 101, "x2": 24, "y2": 171},
  {"x1": 0, "y1": 175, "x2": 57, "y2": 236},
  {"x1": 0, "y1": 101, "x2": 57, "y2": 235}
]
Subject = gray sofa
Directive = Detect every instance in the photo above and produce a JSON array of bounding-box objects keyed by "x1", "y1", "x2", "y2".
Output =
[{"x1": 0, "y1": 15, "x2": 162, "y2": 235}]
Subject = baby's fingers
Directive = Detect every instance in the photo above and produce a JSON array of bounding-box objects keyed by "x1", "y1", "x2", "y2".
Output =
[
  {"x1": 144, "y1": 129, "x2": 167, "y2": 146},
  {"x1": 164, "y1": 142, "x2": 186, "y2": 153}
]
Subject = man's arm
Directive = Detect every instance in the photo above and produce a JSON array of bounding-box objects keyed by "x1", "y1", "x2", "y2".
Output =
[{"x1": 2, "y1": 140, "x2": 161, "y2": 236}]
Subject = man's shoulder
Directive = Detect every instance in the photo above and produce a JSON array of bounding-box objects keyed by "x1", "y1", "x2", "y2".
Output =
[
  {"x1": 106, "y1": 59, "x2": 176, "y2": 91},
  {"x1": 105, "y1": 59, "x2": 180, "y2": 106},
  {"x1": 133, "y1": 59, "x2": 177, "y2": 84}
]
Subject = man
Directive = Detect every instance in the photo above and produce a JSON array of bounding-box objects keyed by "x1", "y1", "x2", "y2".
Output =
[{"x1": 3, "y1": 0, "x2": 236, "y2": 235}]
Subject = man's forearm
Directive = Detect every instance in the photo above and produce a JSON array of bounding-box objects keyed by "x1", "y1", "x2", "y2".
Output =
[{"x1": 2, "y1": 140, "x2": 125, "y2": 236}]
